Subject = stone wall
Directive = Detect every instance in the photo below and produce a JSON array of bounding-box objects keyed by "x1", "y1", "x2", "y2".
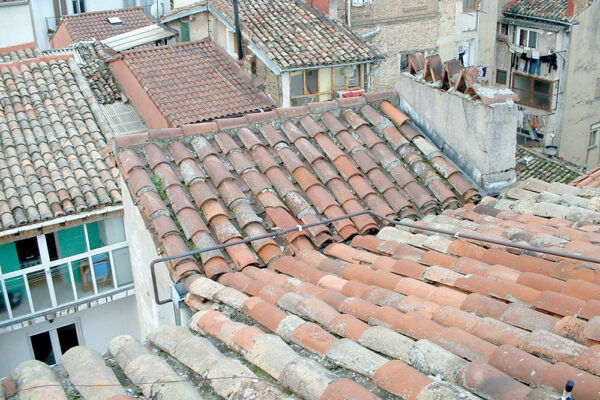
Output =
[
  {"x1": 339, "y1": 0, "x2": 438, "y2": 91},
  {"x1": 396, "y1": 73, "x2": 518, "y2": 193}
]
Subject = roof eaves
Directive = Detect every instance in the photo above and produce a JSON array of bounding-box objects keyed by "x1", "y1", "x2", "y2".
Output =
[
  {"x1": 161, "y1": 3, "x2": 209, "y2": 23},
  {"x1": 502, "y1": 11, "x2": 574, "y2": 26},
  {"x1": 207, "y1": 4, "x2": 283, "y2": 75}
]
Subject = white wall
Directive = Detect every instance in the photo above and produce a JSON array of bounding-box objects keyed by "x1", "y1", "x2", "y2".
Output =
[
  {"x1": 0, "y1": 2, "x2": 35, "y2": 47},
  {"x1": 85, "y1": 0, "x2": 124, "y2": 12},
  {"x1": 0, "y1": 295, "x2": 139, "y2": 378},
  {"x1": 120, "y1": 178, "x2": 175, "y2": 339}
]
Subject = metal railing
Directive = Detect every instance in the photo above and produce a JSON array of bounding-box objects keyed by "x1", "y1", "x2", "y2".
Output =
[{"x1": 149, "y1": 209, "x2": 600, "y2": 305}]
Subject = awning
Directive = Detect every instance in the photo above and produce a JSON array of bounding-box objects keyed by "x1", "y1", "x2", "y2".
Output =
[{"x1": 101, "y1": 24, "x2": 178, "y2": 52}]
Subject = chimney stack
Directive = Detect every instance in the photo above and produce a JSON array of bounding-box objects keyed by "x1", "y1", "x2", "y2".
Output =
[
  {"x1": 309, "y1": 0, "x2": 338, "y2": 20},
  {"x1": 566, "y1": 0, "x2": 574, "y2": 16},
  {"x1": 566, "y1": 0, "x2": 587, "y2": 17}
]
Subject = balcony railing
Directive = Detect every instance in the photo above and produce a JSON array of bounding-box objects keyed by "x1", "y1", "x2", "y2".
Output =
[{"x1": 0, "y1": 241, "x2": 132, "y2": 325}]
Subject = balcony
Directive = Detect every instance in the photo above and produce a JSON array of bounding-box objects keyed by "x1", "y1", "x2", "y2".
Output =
[{"x1": 0, "y1": 216, "x2": 133, "y2": 327}]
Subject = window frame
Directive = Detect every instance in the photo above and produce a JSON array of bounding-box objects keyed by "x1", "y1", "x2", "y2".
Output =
[
  {"x1": 290, "y1": 69, "x2": 329, "y2": 105},
  {"x1": 332, "y1": 65, "x2": 363, "y2": 91},
  {"x1": 496, "y1": 69, "x2": 507, "y2": 85},
  {"x1": 511, "y1": 73, "x2": 553, "y2": 111},
  {"x1": 29, "y1": 319, "x2": 82, "y2": 365},
  {"x1": 463, "y1": 0, "x2": 478, "y2": 12},
  {"x1": 589, "y1": 126, "x2": 599, "y2": 150},
  {"x1": 515, "y1": 27, "x2": 539, "y2": 48}
]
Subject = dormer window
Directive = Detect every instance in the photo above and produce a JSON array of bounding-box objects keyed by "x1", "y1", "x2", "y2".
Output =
[{"x1": 108, "y1": 17, "x2": 123, "y2": 25}]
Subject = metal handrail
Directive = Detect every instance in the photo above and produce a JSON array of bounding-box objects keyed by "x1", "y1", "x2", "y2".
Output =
[{"x1": 150, "y1": 209, "x2": 600, "y2": 305}]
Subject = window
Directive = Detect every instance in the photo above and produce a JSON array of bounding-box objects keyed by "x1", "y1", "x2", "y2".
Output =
[
  {"x1": 290, "y1": 70, "x2": 320, "y2": 105},
  {"x1": 0, "y1": 216, "x2": 132, "y2": 324},
  {"x1": 587, "y1": 124, "x2": 600, "y2": 166},
  {"x1": 463, "y1": 0, "x2": 478, "y2": 12},
  {"x1": 179, "y1": 20, "x2": 190, "y2": 42},
  {"x1": 333, "y1": 66, "x2": 361, "y2": 90},
  {"x1": 497, "y1": 23, "x2": 509, "y2": 36},
  {"x1": 515, "y1": 28, "x2": 538, "y2": 48},
  {"x1": 72, "y1": 0, "x2": 85, "y2": 14},
  {"x1": 15, "y1": 237, "x2": 41, "y2": 269},
  {"x1": 512, "y1": 73, "x2": 552, "y2": 110},
  {"x1": 496, "y1": 69, "x2": 507, "y2": 85},
  {"x1": 30, "y1": 322, "x2": 80, "y2": 365},
  {"x1": 595, "y1": 78, "x2": 600, "y2": 99}
]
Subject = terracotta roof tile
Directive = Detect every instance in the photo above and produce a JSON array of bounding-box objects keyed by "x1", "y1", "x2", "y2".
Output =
[
  {"x1": 54, "y1": 7, "x2": 152, "y2": 43},
  {"x1": 0, "y1": 58, "x2": 120, "y2": 231},
  {"x1": 209, "y1": 0, "x2": 380, "y2": 70},
  {"x1": 71, "y1": 97, "x2": 600, "y2": 399},
  {"x1": 116, "y1": 40, "x2": 275, "y2": 127}
]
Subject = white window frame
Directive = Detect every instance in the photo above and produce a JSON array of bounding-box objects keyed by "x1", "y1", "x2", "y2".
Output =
[
  {"x1": 589, "y1": 124, "x2": 600, "y2": 150},
  {"x1": 0, "y1": 216, "x2": 130, "y2": 323},
  {"x1": 28, "y1": 318, "x2": 83, "y2": 365},
  {"x1": 515, "y1": 27, "x2": 539, "y2": 48}
]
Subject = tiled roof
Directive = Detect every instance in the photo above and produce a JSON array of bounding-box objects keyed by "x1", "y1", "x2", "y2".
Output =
[
  {"x1": 55, "y1": 7, "x2": 153, "y2": 43},
  {"x1": 0, "y1": 47, "x2": 42, "y2": 63},
  {"x1": 117, "y1": 40, "x2": 276, "y2": 126},
  {"x1": 516, "y1": 145, "x2": 581, "y2": 183},
  {"x1": 115, "y1": 93, "x2": 479, "y2": 283},
  {"x1": 572, "y1": 164, "x2": 600, "y2": 188},
  {"x1": 76, "y1": 43, "x2": 122, "y2": 104},
  {"x1": 504, "y1": 0, "x2": 596, "y2": 22},
  {"x1": 0, "y1": 58, "x2": 121, "y2": 231},
  {"x1": 209, "y1": 0, "x2": 381, "y2": 70},
  {"x1": 6, "y1": 177, "x2": 600, "y2": 399}
]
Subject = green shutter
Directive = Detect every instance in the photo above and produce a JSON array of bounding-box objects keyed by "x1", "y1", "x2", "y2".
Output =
[{"x1": 180, "y1": 21, "x2": 190, "y2": 42}]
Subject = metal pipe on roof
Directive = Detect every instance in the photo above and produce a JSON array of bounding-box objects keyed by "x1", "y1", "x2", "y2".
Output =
[
  {"x1": 149, "y1": 209, "x2": 600, "y2": 305},
  {"x1": 232, "y1": 0, "x2": 243, "y2": 60}
]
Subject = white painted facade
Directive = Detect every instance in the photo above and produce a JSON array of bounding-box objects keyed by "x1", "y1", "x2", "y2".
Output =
[
  {"x1": 0, "y1": 213, "x2": 139, "y2": 378},
  {"x1": 0, "y1": 1, "x2": 35, "y2": 47},
  {"x1": 0, "y1": 294, "x2": 139, "y2": 378},
  {"x1": 120, "y1": 178, "x2": 176, "y2": 338}
]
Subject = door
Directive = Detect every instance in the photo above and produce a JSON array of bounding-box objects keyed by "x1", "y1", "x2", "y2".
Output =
[{"x1": 29, "y1": 322, "x2": 81, "y2": 365}]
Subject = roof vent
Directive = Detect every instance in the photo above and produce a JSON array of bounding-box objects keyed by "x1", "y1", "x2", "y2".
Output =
[{"x1": 108, "y1": 17, "x2": 123, "y2": 25}]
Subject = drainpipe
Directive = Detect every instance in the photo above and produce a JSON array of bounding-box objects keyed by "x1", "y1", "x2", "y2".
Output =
[
  {"x1": 346, "y1": 0, "x2": 351, "y2": 28},
  {"x1": 233, "y1": 0, "x2": 244, "y2": 60}
]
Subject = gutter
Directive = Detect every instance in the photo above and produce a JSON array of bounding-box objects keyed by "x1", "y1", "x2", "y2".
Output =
[
  {"x1": 0, "y1": 205, "x2": 124, "y2": 240},
  {"x1": 149, "y1": 209, "x2": 600, "y2": 305}
]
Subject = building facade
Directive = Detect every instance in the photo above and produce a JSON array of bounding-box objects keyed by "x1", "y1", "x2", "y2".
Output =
[
  {"x1": 162, "y1": 0, "x2": 381, "y2": 108},
  {"x1": 334, "y1": 0, "x2": 499, "y2": 91},
  {"x1": 493, "y1": 0, "x2": 600, "y2": 170},
  {"x1": 0, "y1": 49, "x2": 139, "y2": 377}
]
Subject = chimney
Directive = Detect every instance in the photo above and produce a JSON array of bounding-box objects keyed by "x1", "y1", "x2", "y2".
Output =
[
  {"x1": 566, "y1": 0, "x2": 587, "y2": 16},
  {"x1": 309, "y1": 0, "x2": 338, "y2": 20},
  {"x1": 566, "y1": 0, "x2": 574, "y2": 16}
]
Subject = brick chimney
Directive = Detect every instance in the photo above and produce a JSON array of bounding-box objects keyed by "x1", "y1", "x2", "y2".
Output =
[
  {"x1": 309, "y1": 0, "x2": 338, "y2": 20},
  {"x1": 566, "y1": 0, "x2": 587, "y2": 17}
]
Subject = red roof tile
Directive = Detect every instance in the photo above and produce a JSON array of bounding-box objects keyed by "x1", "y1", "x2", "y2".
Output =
[
  {"x1": 116, "y1": 40, "x2": 275, "y2": 126},
  {"x1": 54, "y1": 7, "x2": 152, "y2": 43}
]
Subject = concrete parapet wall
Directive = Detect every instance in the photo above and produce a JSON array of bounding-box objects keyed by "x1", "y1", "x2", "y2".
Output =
[{"x1": 395, "y1": 73, "x2": 518, "y2": 194}]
